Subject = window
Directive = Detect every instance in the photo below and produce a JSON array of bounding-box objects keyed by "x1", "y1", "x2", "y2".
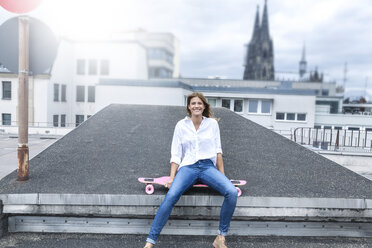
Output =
[
  {"x1": 248, "y1": 99, "x2": 272, "y2": 114},
  {"x1": 88, "y1": 59, "x2": 97, "y2": 75},
  {"x1": 149, "y1": 67, "x2": 172, "y2": 78},
  {"x1": 61, "y1": 85, "x2": 66, "y2": 102},
  {"x1": 322, "y1": 89, "x2": 329, "y2": 96},
  {"x1": 348, "y1": 127, "x2": 360, "y2": 131},
  {"x1": 76, "y1": 86, "x2": 85, "y2": 102},
  {"x1": 100, "y1": 59, "x2": 109, "y2": 75},
  {"x1": 53, "y1": 84, "x2": 59, "y2": 102},
  {"x1": 2, "y1": 113, "x2": 11, "y2": 125},
  {"x1": 334, "y1": 126, "x2": 342, "y2": 130},
  {"x1": 61, "y1": 115, "x2": 66, "y2": 127},
  {"x1": 297, "y1": 113, "x2": 306, "y2": 121},
  {"x1": 76, "y1": 115, "x2": 84, "y2": 127},
  {"x1": 234, "y1": 100, "x2": 243, "y2": 112},
  {"x1": 222, "y1": 99, "x2": 231, "y2": 109},
  {"x1": 2, "y1": 81, "x2": 11, "y2": 99},
  {"x1": 262, "y1": 67, "x2": 266, "y2": 77},
  {"x1": 88, "y1": 86, "x2": 95, "y2": 102},
  {"x1": 248, "y1": 100, "x2": 258, "y2": 113},
  {"x1": 53, "y1": 115, "x2": 59, "y2": 127},
  {"x1": 148, "y1": 48, "x2": 173, "y2": 64},
  {"x1": 276, "y1": 112, "x2": 285, "y2": 120},
  {"x1": 207, "y1": 98, "x2": 217, "y2": 107},
  {"x1": 277, "y1": 112, "x2": 307, "y2": 122},
  {"x1": 77, "y1": 59, "x2": 85, "y2": 75},
  {"x1": 286, "y1": 113, "x2": 295, "y2": 121},
  {"x1": 261, "y1": 100, "x2": 271, "y2": 114}
]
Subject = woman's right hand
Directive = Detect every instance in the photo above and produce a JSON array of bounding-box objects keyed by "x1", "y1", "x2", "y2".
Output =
[{"x1": 164, "y1": 178, "x2": 174, "y2": 188}]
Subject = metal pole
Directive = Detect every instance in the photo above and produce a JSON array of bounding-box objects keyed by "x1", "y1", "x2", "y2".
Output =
[
  {"x1": 365, "y1": 130, "x2": 368, "y2": 148},
  {"x1": 17, "y1": 16, "x2": 29, "y2": 181}
]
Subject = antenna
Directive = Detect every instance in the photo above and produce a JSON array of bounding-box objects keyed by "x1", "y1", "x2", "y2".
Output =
[
  {"x1": 365, "y1": 77, "x2": 369, "y2": 99},
  {"x1": 343, "y1": 62, "x2": 348, "y2": 93}
]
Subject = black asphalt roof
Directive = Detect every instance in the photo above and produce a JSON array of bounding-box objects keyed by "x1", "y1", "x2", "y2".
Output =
[{"x1": 1, "y1": 104, "x2": 372, "y2": 198}]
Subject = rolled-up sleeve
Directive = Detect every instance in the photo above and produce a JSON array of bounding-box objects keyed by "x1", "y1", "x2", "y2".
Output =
[
  {"x1": 215, "y1": 121, "x2": 223, "y2": 154},
  {"x1": 170, "y1": 123, "x2": 182, "y2": 164}
]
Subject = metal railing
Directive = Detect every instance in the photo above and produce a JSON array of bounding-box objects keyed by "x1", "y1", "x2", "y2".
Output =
[
  {"x1": 0, "y1": 121, "x2": 79, "y2": 128},
  {"x1": 293, "y1": 127, "x2": 372, "y2": 152}
]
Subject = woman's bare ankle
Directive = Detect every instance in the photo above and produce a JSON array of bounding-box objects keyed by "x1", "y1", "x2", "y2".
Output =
[{"x1": 217, "y1": 235, "x2": 225, "y2": 240}]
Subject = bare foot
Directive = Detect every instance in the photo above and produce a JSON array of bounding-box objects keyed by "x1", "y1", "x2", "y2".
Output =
[
  {"x1": 144, "y1": 242, "x2": 154, "y2": 248},
  {"x1": 213, "y1": 235, "x2": 227, "y2": 248}
]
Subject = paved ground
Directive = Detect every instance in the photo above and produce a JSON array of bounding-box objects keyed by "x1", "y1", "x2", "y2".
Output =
[
  {"x1": 1, "y1": 233, "x2": 372, "y2": 248},
  {"x1": 1, "y1": 104, "x2": 372, "y2": 198},
  {"x1": 0, "y1": 134, "x2": 58, "y2": 180}
]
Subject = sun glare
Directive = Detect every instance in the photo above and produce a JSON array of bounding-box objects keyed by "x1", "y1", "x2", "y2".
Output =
[{"x1": 43, "y1": 0, "x2": 139, "y2": 39}]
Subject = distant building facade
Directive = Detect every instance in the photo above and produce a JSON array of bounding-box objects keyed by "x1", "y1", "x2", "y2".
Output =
[
  {"x1": 0, "y1": 30, "x2": 180, "y2": 130},
  {"x1": 243, "y1": 1, "x2": 275, "y2": 81}
]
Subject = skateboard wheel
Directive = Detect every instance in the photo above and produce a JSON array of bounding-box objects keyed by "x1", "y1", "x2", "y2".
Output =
[
  {"x1": 236, "y1": 187, "x2": 242, "y2": 197},
  {"x1": 146, "y1": 184, "x2": 154, "y2": 195}
]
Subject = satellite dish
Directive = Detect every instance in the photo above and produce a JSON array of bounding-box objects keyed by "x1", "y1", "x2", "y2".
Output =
[{"x1": 0, "y1": 16, "x2": 59, "y2": 75}]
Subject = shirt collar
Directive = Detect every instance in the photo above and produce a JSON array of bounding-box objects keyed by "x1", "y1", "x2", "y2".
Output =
[{"x1": 185, "y1": 116, "x2": 206, "y2": 121}]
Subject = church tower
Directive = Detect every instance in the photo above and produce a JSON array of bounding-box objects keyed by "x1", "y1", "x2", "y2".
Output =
[
  {"x1": 243, "y1": 0, "x2": 274, "y2": 81},
  {"x1": 299, "y1": 44, "x2": 307, "y2": 78}
]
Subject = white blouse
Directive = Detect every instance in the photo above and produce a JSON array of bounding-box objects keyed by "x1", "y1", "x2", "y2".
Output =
[{"x1": 170, "y1": 116, "x2": 223, "y2": 169}]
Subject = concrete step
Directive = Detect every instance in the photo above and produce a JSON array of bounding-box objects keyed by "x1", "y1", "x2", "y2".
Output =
[
  {"x1": 1, "y1": 194, "x2": 372, "y2": 221},
  {"x1": 7, "y1": 216, "x2": 372, "y2": 237}
]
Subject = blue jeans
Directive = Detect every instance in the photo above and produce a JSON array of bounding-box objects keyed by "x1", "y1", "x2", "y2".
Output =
[{"x1": 146, "y1": 159, "x2": 238, "y2": 245}]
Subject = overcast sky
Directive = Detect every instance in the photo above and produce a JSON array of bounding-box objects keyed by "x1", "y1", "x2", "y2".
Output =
[{"x1": 1, "y1": 0, "x2": 371, "y2": 97}]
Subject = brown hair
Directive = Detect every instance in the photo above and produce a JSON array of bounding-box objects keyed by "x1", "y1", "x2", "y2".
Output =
[{"x1": 186, "y1": 92, "x2": 213, "y2": 118}]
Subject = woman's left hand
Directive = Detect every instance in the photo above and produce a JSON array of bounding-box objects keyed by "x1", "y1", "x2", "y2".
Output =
[{"x1": 164, "y1": 178, "x2": 174, "y2": 188}]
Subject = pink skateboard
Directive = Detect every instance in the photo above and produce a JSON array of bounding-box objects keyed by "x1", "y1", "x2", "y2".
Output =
[{"x1": 138, "y1": 176, "x2": 246, "y2": 196}]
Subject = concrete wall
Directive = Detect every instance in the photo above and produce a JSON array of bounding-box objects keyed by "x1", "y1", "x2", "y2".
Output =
[
  {"x1": 272, "y1": 94, "x2": 316, "y2": 131},
  {"x1": 317, "y1": 151, "x2": 372, "y2": 180},
  {"x1": 48, "y1": 41, "x2": 75, "y2": 125},
  {"x1": 34, "y1": 76, "x2": 51, "y2": 126},
  {"x1": 95, "y1": 85, "x2": 192, "y2": 112},
  {"x1": 315, "y1": 113, "x2": 372, "y2": 129},
  {"x1": 72, "y1": 41, "x2": 147, "y2": 81},
  {"x1": 0, "y1": 74, "x2": 17, "y2": 126}
]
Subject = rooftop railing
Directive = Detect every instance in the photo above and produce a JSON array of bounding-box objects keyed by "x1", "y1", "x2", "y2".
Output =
[
  {"x1": 293, "y1": 127, "x2": 372, "y2": 153},
  {"x1": 0, "y1": 121, "x2": 80, "y2": 128}
]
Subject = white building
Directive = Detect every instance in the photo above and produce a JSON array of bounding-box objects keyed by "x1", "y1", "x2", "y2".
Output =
[
  {"x1": 96, "y1": 78, "x2": 317, "y2": 132},
  {"x1": 0, "y1": 30, "x2": 180, "y2": 130},
  {"x1": 0, "y1": 72, "x2": 51, "y2": 127}
]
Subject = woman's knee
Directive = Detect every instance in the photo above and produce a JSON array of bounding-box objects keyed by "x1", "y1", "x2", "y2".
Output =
[
  {"x1": 165, "y1": 190, "x2": 182, "y2": 205},
  {"x1": 225, "y1": 185, "x2": 238, "y2": 199}
]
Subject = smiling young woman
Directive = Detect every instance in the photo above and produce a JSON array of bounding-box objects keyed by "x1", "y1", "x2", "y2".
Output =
[{"x1": 144, "y1": 92, "x2": 237, "y2": 248}]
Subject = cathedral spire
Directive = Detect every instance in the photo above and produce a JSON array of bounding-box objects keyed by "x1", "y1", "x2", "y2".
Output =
[
  {"x1": 261, "y1": 0, "x2": 270, "y2": 39},
  {"x1": 243, "y1": 0, "x2": 274, "y2": 81},
  {"x1": 252, "y1": 5, "x2": 260, "y2": 41}
]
